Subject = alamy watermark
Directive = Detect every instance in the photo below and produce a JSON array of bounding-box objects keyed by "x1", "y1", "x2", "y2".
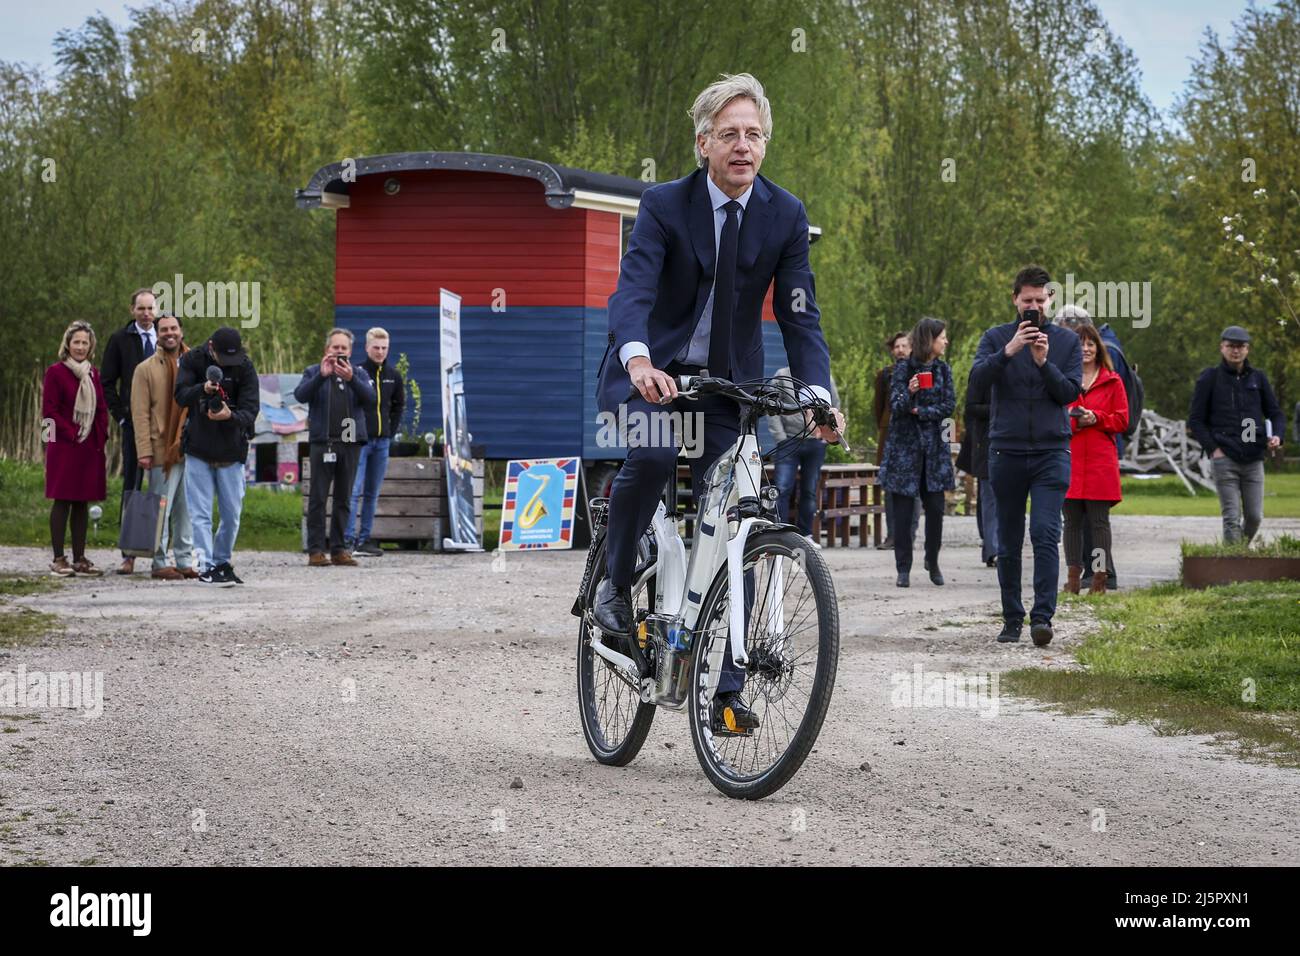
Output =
[
  {"x1": 595, "y1": 405, "x2": 705, "y2": 458},
  {"x1": 151, "y1": 274, "x2": 261, "y2": 328},
  {"x1": 0, "y1": 665, "x2": 103, "y2": 719},
  {"x1": 889, "y1": 664, "x2": 1000, "y2": 719},
  {"x1": 1045, "y1": 273, "x2": 1151, "y2": 328}
]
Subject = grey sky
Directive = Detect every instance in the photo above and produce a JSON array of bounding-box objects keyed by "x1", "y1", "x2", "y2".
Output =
[{"x1": 0, "y1": 0, "x2": 1274, "y2": 117}]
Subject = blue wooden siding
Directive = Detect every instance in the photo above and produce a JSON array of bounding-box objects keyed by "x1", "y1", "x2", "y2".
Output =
[{"x1": 336, "y1": 305, "x2": 790, "y2": 461}]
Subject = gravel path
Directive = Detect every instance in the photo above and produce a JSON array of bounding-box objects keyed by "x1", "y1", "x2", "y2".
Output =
[{"x1": 2, "y1": 514, "x2": 1298, "y2": 866}]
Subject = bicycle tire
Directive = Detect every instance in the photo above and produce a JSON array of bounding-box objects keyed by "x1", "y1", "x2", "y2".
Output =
[
  {"x1": 687, "y1": 528, "x2": 839, "y2": 799},
  {"x1": 576, "y1": 535, "x2": 657, "y2": 766}
]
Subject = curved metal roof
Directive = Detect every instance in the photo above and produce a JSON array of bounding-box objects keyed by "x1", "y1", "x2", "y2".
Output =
[{"x1": 295, "y1": 151, "x2": 651, "y2": 210}]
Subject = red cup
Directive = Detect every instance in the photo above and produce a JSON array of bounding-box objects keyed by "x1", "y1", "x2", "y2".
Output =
[{"x1": 917, "y1": 371, "x2": 934, "y2": 389}]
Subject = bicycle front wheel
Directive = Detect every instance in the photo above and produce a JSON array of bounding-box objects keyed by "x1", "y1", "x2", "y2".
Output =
[{"x1": 687, "y1": 528, "x2": 839, "y2": 799}]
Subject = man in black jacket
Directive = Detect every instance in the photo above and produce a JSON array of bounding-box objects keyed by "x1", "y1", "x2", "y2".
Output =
[
  {"x1": 970, "y1": 265, "x2": 1082, "y2": 647},
  {"x1": 345, "y1": 327, "x2": 405, "y2": 556},
  {"x1": 101, "y1": 288, "x2": 159, "y2": 575},
  {"x1": 1187, "y1": 326, "x2": 1284, "y2": 544},
  {"x1": 295, "y1": 328, "x2": 376, "y2": 566},
  {"x1": 175, "y1": 326, "x2": 260, "y2": 586}
]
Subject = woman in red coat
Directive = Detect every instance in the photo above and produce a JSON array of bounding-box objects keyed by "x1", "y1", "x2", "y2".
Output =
[
  {"x1": 42, "y1": 321, "x2": 109, "y2": 576},
  {"x1": 1063, "y1": 323, "x2": 1129, "y2": 595}
]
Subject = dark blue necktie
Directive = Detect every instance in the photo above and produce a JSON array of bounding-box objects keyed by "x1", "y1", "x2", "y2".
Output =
[
  {"x1": 708, "y1": 200, "x2": 742, "y2": 377},
  {"x1": 142, "y1": 332, "x2": 154, "y2": 359}
]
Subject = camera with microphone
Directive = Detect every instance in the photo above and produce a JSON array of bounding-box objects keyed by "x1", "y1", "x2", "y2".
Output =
[{"x1": 204, "y1": 365, "x2": 229, "y2": 415}]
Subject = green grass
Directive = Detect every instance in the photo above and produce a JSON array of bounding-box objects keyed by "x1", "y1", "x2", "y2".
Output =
[
  {"x1": 0, "y1": 457, "x2": 305, "y2": 552},
  {"x1": 1117, "y1": 472, "x2": 1300, "y2": 517},
  {"x1": 1180, "y1": 534, "x2": 1300, "y2": 558},
  {"x1": 0, "y1": 457, "x2": 507, "y2": 553},
  {"x1": 0, "y1": 574, "x2": 64, "y2": 647},
  {"x1": 1004, "y1": 580, "x2": 1300, "y2": 766}
]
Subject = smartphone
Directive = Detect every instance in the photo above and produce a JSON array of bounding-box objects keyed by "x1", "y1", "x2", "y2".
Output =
[
  {"x1": 1022, "y1": 309, "x2": 1042, "y2": 329},
  {"x1": 1068, "y1": 407, "x2": 1086, "y2": 418}
]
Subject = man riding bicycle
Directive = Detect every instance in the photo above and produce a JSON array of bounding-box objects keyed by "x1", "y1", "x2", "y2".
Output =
[{"x1": 593, "y1": 73, "x2": 844, "y2": 733}]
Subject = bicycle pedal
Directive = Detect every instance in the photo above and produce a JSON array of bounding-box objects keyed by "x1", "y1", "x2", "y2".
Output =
[
  {"x1": 716, "y1": 705, "x2": 759, "y2": 735},
  {"x1": 712, "y1": 724, "x2": 755, "y2": 738}
]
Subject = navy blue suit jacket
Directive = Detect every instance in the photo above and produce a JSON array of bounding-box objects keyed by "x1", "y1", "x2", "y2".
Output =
[{"x1": 596, "y1": 168, "x2": 831, "y2": 414}]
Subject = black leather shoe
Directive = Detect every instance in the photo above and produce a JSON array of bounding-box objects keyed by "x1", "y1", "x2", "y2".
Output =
[
  {"x1": 593, "y1": 578, "x2": 634, "y2": 639},
  {"x1": 929, "y1": 566, "x2": 944, "y2": 586},
  {"x1": 712, "y1": 691, "x2": 760, "y2": 735},
  {"x1": 1031, "y1": 622, "x2": 1054, "y2": 647},
  {"x1": 896, "y1": 572, "x2": 910, "y2": 588},
  {"x1": 996, "y1": 622, "x2": 1022, "y2": 643},
  {"x1": 877, "y1": 536, "x2": 895, "y2": 550},
  {"x1": 985, "y1": 556, "x2": 997, "y2": 568}
]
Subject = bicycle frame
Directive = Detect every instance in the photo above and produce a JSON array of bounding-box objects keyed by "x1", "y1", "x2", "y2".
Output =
[{"x1": 588, "y1": 427, "x2": 775, "y2": 710}]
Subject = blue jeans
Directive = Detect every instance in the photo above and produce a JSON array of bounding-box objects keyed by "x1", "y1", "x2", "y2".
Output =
[
  {"x1": 146, "y1": 460, "x2": 194, "y2": 571},
  {"x1": 989, "y1": 448, "x2": 1070, "y2": 626},
  {"x1": 346, "y1": 437, "x2": 391, "y2": 547},
  {"x1": 184, "y1": 458, "x2": 245, "y2": 571},
  {"x1": 772, "y1": 437, "x2": 827, "y2": 535}
]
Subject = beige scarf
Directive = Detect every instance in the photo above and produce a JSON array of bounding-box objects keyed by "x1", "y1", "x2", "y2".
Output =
[{"x1": 61, "y1": 358, "x2": 97, "y2": 443}]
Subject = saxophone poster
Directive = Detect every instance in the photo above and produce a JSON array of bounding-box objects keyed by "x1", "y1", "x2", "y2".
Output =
[{"x1": 499, "y1": 458, "x2": 581, "y2": 550}]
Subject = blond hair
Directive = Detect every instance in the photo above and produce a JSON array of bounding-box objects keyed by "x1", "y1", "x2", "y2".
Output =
[
  {"x1": 58, "y1": 321, "x2": 98, "y2": 362},
  {"x1": 689, "y1": 73, "x2": 772, "y2": 167},
  {"x1": 366, "y1": 327, "x2": 389, "y2": 345}
]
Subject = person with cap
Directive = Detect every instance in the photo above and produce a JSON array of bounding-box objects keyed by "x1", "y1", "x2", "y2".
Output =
[
  {"x1": 174, "y1": 326, "x2": 260, "y2": 586},
  {"x1": 1187, "y1": 325, "x2": 1284, "y2": 544}
]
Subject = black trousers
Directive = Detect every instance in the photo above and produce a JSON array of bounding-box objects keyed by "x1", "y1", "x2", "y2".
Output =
[
  {"x1": 307, "y1": 441, "x2": 360, "y2": 554},
  {"x1": 119, "y1": 422, "x2": 140, "y2": 558},
  {"x1": 891, "y1": 453, "x2": 944, "y2": 574},
  {"x1": 892, "y1": 490, "x2": 944, "y2": 573},
  {"x1": 1080, "y1": 519, "x2": 1118, "y2": 586},
  {"x1": 1063, "y1": 499, "x2": 1113, "y2": 572},
  {"x1": 603, "y1": 366, "x2": 744, "y2": 694}
]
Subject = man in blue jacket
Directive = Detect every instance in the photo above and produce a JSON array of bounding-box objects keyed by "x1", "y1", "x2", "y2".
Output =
[
  {"x1": 970, "y1": 265, "x2": 1082, "y2": 647},
  {"x1": 592, "y1": 73, "x2": 842, "y2": 733},
  {"x1": 295, "y1": 328, "x2": 376, "y2": 567},
  {"x1": 1187, "y1": 325, "x2": 1284, "y2": 544}
]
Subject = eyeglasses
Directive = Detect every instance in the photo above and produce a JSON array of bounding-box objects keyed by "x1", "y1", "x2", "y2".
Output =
[
  {"x1": 1223, "y1": 342, "x2": 1248, "y2": 349},
  {"x1": 711, "y1": 128, "x2": 767, "y2": 146}
]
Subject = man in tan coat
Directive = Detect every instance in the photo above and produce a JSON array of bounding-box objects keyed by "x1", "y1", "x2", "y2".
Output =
[{"x1": 130, "y1": 313, "x2": 196, "y2": 580}]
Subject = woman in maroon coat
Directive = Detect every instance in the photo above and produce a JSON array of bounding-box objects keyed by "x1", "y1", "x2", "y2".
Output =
[
  {"x1": 43, "y1": 320, "x2": 109, "y2": 576},
  {"x1": 1063, "y1": 323, "x2": 1129, "y2": 595}
]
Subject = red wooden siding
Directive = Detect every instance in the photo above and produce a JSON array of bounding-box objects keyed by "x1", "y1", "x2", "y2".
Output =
[
  {"x1": 335, "y1": 170, "x2": 595, "y2": 307},
  {"x1": 334, "y1": 168, "x2": 784, "y2": 319}
]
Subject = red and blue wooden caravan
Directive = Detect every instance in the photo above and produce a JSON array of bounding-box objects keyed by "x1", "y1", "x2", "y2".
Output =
[{"x1": 295, "y1": 152, "x2": 820, "y2": 492}]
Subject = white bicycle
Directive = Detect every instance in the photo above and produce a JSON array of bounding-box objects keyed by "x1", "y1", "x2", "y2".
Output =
[{"x1": 572, "y1": 375, "x2": 844, "y2": 800}]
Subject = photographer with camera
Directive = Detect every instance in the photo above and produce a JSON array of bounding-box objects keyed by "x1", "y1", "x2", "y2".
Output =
[
  {"x1": 174, "y1": 326, "x2": 260, "y2": 586},
  {"x1": 295, "y1": 328, "x2": 376, "y2": 567},
  {"x1": 970, "y1": 265, "x2": 1082, "y2": 647}
]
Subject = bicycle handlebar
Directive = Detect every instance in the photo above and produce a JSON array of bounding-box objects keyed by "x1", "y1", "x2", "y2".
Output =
[{"x1": 621, "y1": 375, "x2": 850, "y2": 452}]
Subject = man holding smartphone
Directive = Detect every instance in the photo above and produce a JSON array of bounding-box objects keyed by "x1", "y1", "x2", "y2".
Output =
[
  {"x1": 970, "y1": 266, "x2": 1082, "y2": 646},
  {"x1": 295, "y1": 328, "x2": 376, "y2": 566}
]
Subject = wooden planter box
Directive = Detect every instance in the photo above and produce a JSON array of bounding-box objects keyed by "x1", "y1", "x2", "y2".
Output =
[
  {"x1": 1181, "y1": 556, "x2": 1300, "y2": 589},
  {"x1": 301, "y1": 455, "x2": 483, "y2": 551}
]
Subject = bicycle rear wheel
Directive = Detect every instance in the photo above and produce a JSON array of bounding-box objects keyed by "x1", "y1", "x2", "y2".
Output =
[
  {"x1": 687, "y1": 528, "x2": 839, "y2": 799},
  {"x1": 576, "y1": 536, "x2": 656, "y2": 765}
]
